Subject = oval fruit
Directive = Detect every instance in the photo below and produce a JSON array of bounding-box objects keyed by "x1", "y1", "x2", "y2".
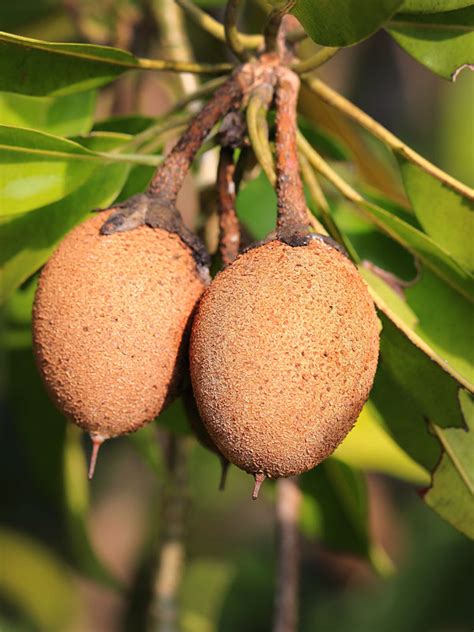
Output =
[
  {"x1": 190, "y1": 238, "x2": 380, "y2": 480},
  {"x1": 33, "y1": 211, "x2": 206, "y2": 440}
]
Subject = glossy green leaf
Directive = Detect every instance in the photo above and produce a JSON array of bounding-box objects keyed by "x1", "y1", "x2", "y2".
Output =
[
  {"x1": 300, "y1": 459, "x2": 371, "y2": 557},
  {"x1": 335, "y1": 203, "x2": 473, "y2": 381},
  {"x1": 0, "y1": 125, "x2": 105, "y2": 215},
  {"x1": 359, "y1": 200, "x2": 474, "y2": 301},
  {"x1": 378, "y1": 314, "x2": 473, "y2": 537},
  {"x1": 236, "y1": 170, "x2": 277, "y2": 240},
  {"x1": 292, "y1": 0, "x2": 403, "y2": 47},
  {"x1": 0, "y1": 31, "x2": 139, "y2": 96},
  {"x1": 0, "y1": 134, "x2": 130, "y2": 302},
  {"x1": 0, "y1": 90, "x2": 96, "y2": 137},
  {"x1": 0, "y1": 528, "x2": 78, "y2": 631},
  {"x1": 398, "y1": 158, "x2": 474, "y2": 272},
  {"x1": 401, "y1": 0, "x2": 473, "y2": 13},
  {"x1": 425, "y1": 390, "x2": 474, "y2": 537},
  {"x1": 334, "y1": 398, "x2": 429, "y2": 484},
  {"x1": 387, "y1": 7, "x2": 474, "y2": 80}
]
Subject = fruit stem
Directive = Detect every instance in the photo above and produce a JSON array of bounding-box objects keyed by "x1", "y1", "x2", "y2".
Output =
[
  {"x1": 274, "y1": 66, "x2": 309, "y2": 242},
  {"x1": 217, "y1": 146, "x2": 241, "y2": 265},
  {"x1": 147, "y1": 66, "x2": 252, "y2": 204},
  {"x1": 273, "y1": 477, "x2": 301, "y2": 632},
  {"x1": 252, "y1": 471, "x2": 266, "y2": 500},
  {"x1": 88, "y1": 434, "x2": 105, "y2": 480}
]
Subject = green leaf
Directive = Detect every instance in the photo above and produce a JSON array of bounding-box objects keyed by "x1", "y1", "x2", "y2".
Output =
[
  {"x1": 0, "y1": 528, "x2": 79, "y2": 631},
  {"x1": 425, "y1": 390, "x2": 474, "y2": 538},
  {"x1": 292, "y1": 0, "x2": 403, "y2": 47},
  {"x1": 334, "y1": 398, "x2": 430, "y2": 484},
  {"x1": 300, "y1": 459, "x2": 371, "y2": 557},
  {"x1": 0, "y1": 133, "x2": 130, "y2": 302},
  {"x1": 0, "y1": 90, "x2": 96, "y2": 137},
  {"x1": 0, "y1": 31, "x2": 139, "y2": 96},
  {"x1": 398, "y1": 158, "x2": 474, "y2": 272},
  {"x1": 401, "y1": 0, "x2": 473, "y2": 13},
  {"x1": 387, "y1": 7, "x2": 474, "y2": 80},
  {"x1": 378, "y1": 314, "x2": 473, "y2": 537},
  {"x1": 298, "y1": 115, "x2": 351, "y2": 161},
  {"x1": 0, "y1": 125, "x2": 106, "y2": 215},
  {"x1": 236, "y1": 170, "x2": 277, "y2": 240},
  {"x1": 359, "y1": 200, "x2": 474, "y2": 301}
]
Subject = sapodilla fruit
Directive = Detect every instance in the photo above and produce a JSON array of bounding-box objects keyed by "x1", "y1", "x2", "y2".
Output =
[
  {"x1": 190, "y1": 237, "x2": 379, "y2": 490},
  {"x1": 33, "y1": 210, "x2": 207, "y2": 472}
]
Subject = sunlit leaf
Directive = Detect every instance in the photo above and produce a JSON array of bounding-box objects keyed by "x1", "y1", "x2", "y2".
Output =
[
  {"x1": 401, "y1": 0, "x2": 473, "y2": 11},
  {"x1": 0, "y1": 125, "x2": 106, "y2": 215},
  {"x1": 0, "y1": 90, "x2": 96, "y2": 137},
  {"x1": 0, "y1": 31, "x2": 139, "y2": 96},
  {"x1": 0, "y1": 133, "x2": 131, "y2": 302},
  {"x1": 359, "y1": 200, "x2": 474, "y2": 301},
  {"x1": 398, "y1": 157, "x2": 474, "y2": 272},
  {"x1": 292, "y1": 0, "x2": 403, "y2": 47},
  {"x1": 334, "y1": 398, "x2": 429, "y2": 484},
  {"x1": 387, "y1": 7, "x2": 474, "y2": 80}
]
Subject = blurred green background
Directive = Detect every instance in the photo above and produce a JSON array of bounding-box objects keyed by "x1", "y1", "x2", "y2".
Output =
[{"x1": 1, "y1": 1, "x2": 473, "y2": 631}]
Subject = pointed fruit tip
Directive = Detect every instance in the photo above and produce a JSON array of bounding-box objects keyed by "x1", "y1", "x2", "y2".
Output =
[
  {"x1": 252, "y1": 472, "x2": 266, "y2": 500},
  {"x1": 88, "y1": 434, "x2": 106, "y2": 480}
]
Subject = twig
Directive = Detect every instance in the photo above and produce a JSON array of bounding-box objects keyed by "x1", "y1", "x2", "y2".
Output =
[
  {"x1": 136, "y1": 56, "x2": 233, "y2": 74},
  {"x1": 148, "y1": 66, "x2": 252, "y2": 201},
  {"x1": 302, "y1": 76, "x2": 474, "y2": 200},
  {"x1": 263, "y1": 1, "x2": 297, "y2": 53},
  {"x1": 246, "y1": 84, "x2": 276, "y2": 185},
  {"x1": 273, "y1": 477, "x2": 301, "y2": 632},
  {"x1": 224, "y1": 0, "x2": 250, "y2": 61},
  {"x1": 150, "y1": 435, "x2": 191, "y2": 632},
  {"x1": 175, "y1": 0, "x2": 263, "y2": 49},
  {"x1": 293, "y1": 47, "x2": 339, "y2": 74},
  {"x1": 275, "y1": 66, "x2": 309, "y2": 241},
  {"x1": 217, "y1": 146, "x2": 240, "y2": 265}
]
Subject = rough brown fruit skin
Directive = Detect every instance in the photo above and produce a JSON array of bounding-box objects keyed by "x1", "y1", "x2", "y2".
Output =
[
  {"x1": 190, "y1": 238, "x2": 379, "y2": 478},
  {"x1": 33, "y1": 211, "x2": 206, "y2": 438}
]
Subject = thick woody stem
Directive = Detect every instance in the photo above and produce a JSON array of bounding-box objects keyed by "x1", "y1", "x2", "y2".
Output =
[
  {"x1": 148, "y1": 68, "x2": 250, "y2": 202},
  {"x1": 217, "y1": 146, "x2": 240, "y2": 265},
  {"x1": 275, "y1": 66, "x2": 309, "y2": 242},
  {"x1": 273, "y1": 477, "x2": 301, "y2": 632}
]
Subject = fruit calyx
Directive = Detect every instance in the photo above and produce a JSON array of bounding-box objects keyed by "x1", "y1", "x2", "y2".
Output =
[{"x1": 99, "y1": 193, "x2": 211, "y2": 280}]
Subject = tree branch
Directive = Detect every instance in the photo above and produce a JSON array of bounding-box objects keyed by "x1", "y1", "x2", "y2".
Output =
[{"x1": 273, "y1": 477, "x2": 301, "y2": 632}]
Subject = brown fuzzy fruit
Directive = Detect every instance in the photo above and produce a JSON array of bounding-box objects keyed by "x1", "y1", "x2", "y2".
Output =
[
  {"x1": 189, "y1": 238, "x2": 379, "y2": 481},
  {"x1": 33, "y1": 210, "x2": 206, "y2": 442}
]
